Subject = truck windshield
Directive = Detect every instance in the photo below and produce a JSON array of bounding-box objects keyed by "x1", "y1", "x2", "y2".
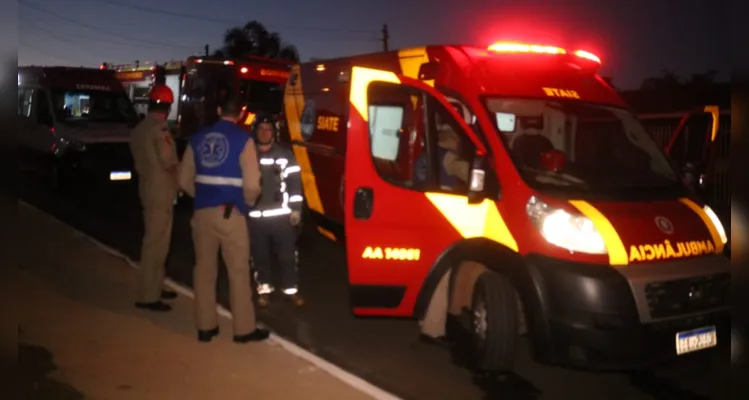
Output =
[
  {"x1": 51, "y1": 89, "x2": 138, "y2": 124},
  {"x1": 238, "y1": 79, "x2": 282, "y2": 114},
  {"x1": 484, "y1": 97, "x2": 681, "y2": 197}
]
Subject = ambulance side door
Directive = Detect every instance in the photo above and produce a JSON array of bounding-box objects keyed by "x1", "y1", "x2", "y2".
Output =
[
  {"x1": 343, "y1": 66, "x2": 484, "y2": 317},
  {"x1": 665, "y1": 105, "x2": 719, "y2": 191}
]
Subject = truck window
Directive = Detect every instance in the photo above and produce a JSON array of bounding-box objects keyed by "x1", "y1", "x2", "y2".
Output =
[
  {"x1": 239, "y1": 80, "x2": 282, "y2": 114},
  {"x1": 367, "y1": 82, "x2": 475, "y2": 194}
]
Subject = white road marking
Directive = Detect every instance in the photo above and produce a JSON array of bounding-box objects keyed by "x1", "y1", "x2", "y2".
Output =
[{"x1": 20, "y1": 200, "x2": 402, "y2": 400}]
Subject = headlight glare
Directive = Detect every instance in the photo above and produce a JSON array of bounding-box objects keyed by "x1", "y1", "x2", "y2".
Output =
[
  {"x1": 527, "y1": 196, "x2": 607, "y2": 254},
  {"x1": 704, "y1": 205, "x2": 728, "y2": 244}
]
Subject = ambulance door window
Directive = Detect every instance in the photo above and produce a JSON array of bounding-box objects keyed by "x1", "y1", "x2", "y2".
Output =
[
  {"x1": 367, "y1": 82, "x2": 419, "y2": 187},
  {"x1": 366, "y1": 82, "x2": 476, "y2": 193},
  {"x1": 416, "y1": 95, "x2": 475, "y2": 193}
]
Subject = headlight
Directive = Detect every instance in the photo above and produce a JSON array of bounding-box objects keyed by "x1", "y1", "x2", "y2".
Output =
[
  {"x1": 526, "y1": 196, "x2": 607, "y2": 254},
  {"x1": 703, "y1": 205, "x2": 728, "y2": 244}
]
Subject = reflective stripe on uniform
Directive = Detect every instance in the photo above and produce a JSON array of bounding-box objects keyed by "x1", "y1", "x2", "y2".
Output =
[
  {"x1": 283, "y1": 287, "x2": 298, "y2": 295},
  {"x1": 260, "y1": 158, "x2": 275, "y2": 165},
  {"x1": 289, "y1": 195, "x2": 303, "y2": 203},
  {"x1": 249, "y1": 207, "x2": 292, "y2": 218},
  {"x1": 282, "y1": 165, "x2": 301, "y2": 178},
  {"x1": 195, "y1": 175, "x2": 243, "y2": 187},
  {"x1": 257, "y1": 283, "x2": 274, "y2": 294}
]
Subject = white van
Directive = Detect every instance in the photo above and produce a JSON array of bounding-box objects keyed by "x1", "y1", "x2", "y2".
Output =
[{"x1": 18, "y1": 66, "x2": 140, "y2": 188}]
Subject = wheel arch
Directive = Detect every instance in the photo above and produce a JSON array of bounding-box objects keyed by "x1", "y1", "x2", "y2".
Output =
[{"x1": 412, "y1": 237, "x2": 553, "y2": 357}]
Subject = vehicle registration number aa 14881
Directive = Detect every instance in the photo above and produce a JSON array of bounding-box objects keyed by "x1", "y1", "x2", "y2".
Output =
[{"x1": 676, "y1": 326, "x2": 717, "y2": 355}]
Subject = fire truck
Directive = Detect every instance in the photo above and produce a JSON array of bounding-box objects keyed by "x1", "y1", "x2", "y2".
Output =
[
  {"x1": 107, "y1": 56, "x2": 290, "y2": 138},
  {"x1": 18, "y1": 66, "x2": 139, "y2": 188},
  {"x1": 177, "y1": 55, "x2": 291, "y2": 137},
  {"x1": 105, "y1": 61, "x2": 183, "y2": 124},
  {"x1": 278, "y1": 43, "x2": 730, "y2": 372}
]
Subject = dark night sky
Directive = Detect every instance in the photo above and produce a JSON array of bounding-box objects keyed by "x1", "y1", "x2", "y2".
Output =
[{"x1": 18, "y1": 0, "x2": 729, "y2": 89}]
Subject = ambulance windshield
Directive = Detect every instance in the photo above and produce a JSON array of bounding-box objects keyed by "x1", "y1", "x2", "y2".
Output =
[
  {"x1": 51, "y1": 89, "x2": 138, "y2": 124},
  {"x1": 485, "y1": 98, "x2": 681, "y2": 195}
]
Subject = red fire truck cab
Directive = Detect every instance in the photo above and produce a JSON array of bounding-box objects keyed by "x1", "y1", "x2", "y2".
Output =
[
  {"x1": 178, "y1": 55, "x2": 291, "y2": 137},
  {"x1": 279, "y1": 43, "x2": 730, "y2": 372}
]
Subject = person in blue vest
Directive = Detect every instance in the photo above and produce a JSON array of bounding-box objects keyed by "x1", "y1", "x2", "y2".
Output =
[
  {"x1": 177, "y1": 96, "x2": 270, "y2": 343},
  {"x1": 247, "y1": 113, "x2": 305, "y2": 307}
]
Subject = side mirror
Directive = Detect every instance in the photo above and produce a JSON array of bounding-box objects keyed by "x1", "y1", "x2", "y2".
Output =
[{"x1": 467, "y1": 154, "x2": 488, "y2": 204}]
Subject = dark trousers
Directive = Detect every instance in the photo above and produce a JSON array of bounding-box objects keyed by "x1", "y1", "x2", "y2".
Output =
[{"x1": 248, "y1": 215, "x2": 298, "y2": 294}]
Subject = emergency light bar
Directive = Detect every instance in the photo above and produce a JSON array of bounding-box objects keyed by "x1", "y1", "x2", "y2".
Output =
[{"x1": 488, "y1": 41, "x2": 601, "y2": 65}]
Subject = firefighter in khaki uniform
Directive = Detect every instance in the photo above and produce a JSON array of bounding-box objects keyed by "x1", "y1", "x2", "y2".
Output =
[
  {"x1": 129, "y1": 85, "x2": 179, "y2": 312},
  {"x1": 177, "y1": 97, "x2": 270, "y2": 343}
]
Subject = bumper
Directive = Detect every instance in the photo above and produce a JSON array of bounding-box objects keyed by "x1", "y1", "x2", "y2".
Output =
[
  {"x1": 58, "y1": 143, "x2": 134, "y2": 184},
  {"x1": 524, "y1": 254, "x2": 730, "y2": 370}
]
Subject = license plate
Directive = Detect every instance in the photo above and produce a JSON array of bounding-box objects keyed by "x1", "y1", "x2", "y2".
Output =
[
  {"x1": 109, "y1": 171, "x2": 132, "y2": 181},
  {"x1": 676, "y1": 326, "x2": 717, "y2": 355}
]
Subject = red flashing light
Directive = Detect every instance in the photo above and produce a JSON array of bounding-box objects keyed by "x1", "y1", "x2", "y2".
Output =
[
  {"x1": 488, "y1": 42, "x2": 566, "y2": 55},
  {"x1": 487, "y1": 41, "x2": 601, "y2": 65},
  {"x1": 573, "y1": 50, "x2": 601, "y2": 64},
  {"x1": 240, "y1": 67, "x2": 248, "y2": 74}
]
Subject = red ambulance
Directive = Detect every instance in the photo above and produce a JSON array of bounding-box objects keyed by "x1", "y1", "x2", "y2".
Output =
[{"x1": 278, "y1": 42, "x2": 730, "y2": 372}]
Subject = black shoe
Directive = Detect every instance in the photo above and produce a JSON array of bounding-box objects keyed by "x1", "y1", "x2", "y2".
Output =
[
  {"x1": 197, "y1": 327, "x2": 220, "y2": 343},
  {"x1": 161, "y1": 289, "x2": 178, "y2": 300},
  {"x1": 134, "y1": 301, "x2": 172, "y2": 312},
  {"x1": 233, "y1": 329, "x2": 270, "y2": 343},
  {"x1": 419, "y1": 334, "x2": 450, "y2": 347}
]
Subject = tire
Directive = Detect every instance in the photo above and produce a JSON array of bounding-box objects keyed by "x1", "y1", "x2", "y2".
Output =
[{"x1": 470, "y1": 271, "x2": 519, "y2": 373}]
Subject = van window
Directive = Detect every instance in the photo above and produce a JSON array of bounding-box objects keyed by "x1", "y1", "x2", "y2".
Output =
[
  {"x1": 35, "y1": 90, "x2": 54, "y2": 127},
  {"x1": 18, "y1": 89, "x2": 33, "y2": 117},
  {"x1": 49, "y1": 89, "x2": 138, "y2": 124},
  {"x1": 367, "y1": 82, "x2": 475, "y2": 194}
]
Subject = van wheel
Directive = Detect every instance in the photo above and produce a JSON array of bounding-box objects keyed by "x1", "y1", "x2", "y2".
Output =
[{"x1": 470, "y1": 271, "x2": 518, "y2": 373}]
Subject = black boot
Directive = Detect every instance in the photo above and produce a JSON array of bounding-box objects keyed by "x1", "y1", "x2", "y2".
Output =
[
  {"x1": 233, "y1": 329, "x2": 270, "y2": 343},
  {"x1": 198, "y1": 327, "x2": 220, "y2": 343}
]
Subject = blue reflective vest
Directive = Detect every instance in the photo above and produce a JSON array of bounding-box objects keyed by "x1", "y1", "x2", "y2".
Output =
[{"x1": 190, "y1": 120, "x2": 252, "y2": 215}]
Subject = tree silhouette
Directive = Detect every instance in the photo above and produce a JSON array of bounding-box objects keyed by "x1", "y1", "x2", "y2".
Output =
[
  {"x1": 213, "y1": 21, "x2": 300, "y2": 62},
  {"x1": 622, "y1": 69, "x2": 726, "y2": 113},
  {"x1": 639, "y1": 69, "x2": 718, "y2": 92}
]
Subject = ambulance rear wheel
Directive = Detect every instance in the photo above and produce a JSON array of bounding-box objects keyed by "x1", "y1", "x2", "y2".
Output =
[{"x1": 470, "y1": 271, "x2": 519, "y2": 373}]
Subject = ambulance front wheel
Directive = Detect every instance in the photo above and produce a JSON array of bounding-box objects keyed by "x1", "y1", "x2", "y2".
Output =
[{"x1": 470, "y1": 271, "x2": 519, "y2": 373}]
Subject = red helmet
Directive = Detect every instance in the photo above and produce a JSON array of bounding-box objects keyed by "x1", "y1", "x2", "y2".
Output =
[{"x1": 148, "y1": 84, "x2": 174, "y2": 104}]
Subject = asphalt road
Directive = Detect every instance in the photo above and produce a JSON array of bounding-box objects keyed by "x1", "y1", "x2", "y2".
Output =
[{"x1": 18, "y1": 170, "x2": 731, "y2": 400}]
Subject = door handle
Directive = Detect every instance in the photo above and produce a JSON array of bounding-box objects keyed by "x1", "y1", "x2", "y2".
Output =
[{"x1": 353, "y1": 187, "x2": 374, "y2": 220}]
